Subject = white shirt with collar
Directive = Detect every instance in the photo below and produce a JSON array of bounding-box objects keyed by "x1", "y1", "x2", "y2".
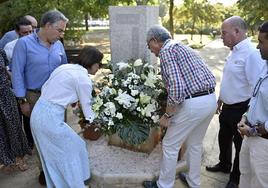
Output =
[
  {"x1": 219, "y1": 38, "x2": 265, "y2": 104},
  {"x1": 3, "y1": 38, "x2": 18, "y2": 63},
  {"x1": 247, "y1": 63, "x2": 268, "y2": 131}
]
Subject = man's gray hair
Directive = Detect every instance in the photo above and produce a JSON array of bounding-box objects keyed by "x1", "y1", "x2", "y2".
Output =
[
  {"x1": 146, "y1": 25, "x2": 171, "y2": 43},
  {"x1": 225, "y1": 16, "x2": 248, "y2": 31},
  {"x1": 40, "y1": 10, "x2": 69, "y2": 27}
]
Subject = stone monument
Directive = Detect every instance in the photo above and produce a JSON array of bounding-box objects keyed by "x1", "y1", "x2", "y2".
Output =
[{"x1": 109, "y1": 6, "x2": 159, "y2": 64}]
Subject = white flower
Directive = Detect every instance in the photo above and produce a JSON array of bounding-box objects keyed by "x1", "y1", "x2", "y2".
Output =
[
  {"x1": 108, "y1": 74, "x2": 114, "y2": 80},
  {"x1": 128, "y1": 85, "x2": 133, "y2": 90},
  {"x1": 144, "y1": 63, "x2": 155, "y2": 69},
  {"x1": 131, "y1": 89, "x2": 139, "y2": 96},
  {"x1": 115, "y1": 91, "x2": 136, "y2": 108},
  {"x1": 144, "y1": 103, "x2": 157, "y2": 117},
  {"x1": 139, "y1": 93, "x2": 151, "y2": 104},
  {"x1": 144, "y1": 71, "x2": 157, "y2": 88},
  {"x1": 116, "y1": 61, "x2": 130, "y2": 70},
  {"x1": 104, "y1": 102, "x2": 116, "y2": 116},
  {"x1": 133, "y1": 80, "x2": 138, "y2": 85},
  {"x1": 134, "y1": 59, "x2": 143, "y2": 66},
  {"x1": 127, "y1": 77, "x2": 132, "y2": 82},
  {"x1": 92, "y1": 96, "x2": 103, "y2": 112},
  {"x1": 116, "y1": 112, "x2": 123, "y2": 119},
  {"x1": 152, "y1": 115, "x2": 160, "y2": 123},
  {"x1": 108, "y1": 119, "x2": 114, "y2": 126}
]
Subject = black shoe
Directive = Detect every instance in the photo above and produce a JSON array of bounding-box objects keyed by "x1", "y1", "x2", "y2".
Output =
[
  {"x1": 206, "y1": 163, "x2": 231, "y2": 173},
  {"x1": 225, "y1": 181, "x2": 238, "y2": 188},
  {"x1": 143, "y1": 181, "x2": 158, "y2": 188},
  {"x1": 178, "y1": 172, "x2": 189, "y2": 187},
  {"x1": 38, "y1": 171, "x2": 46, "y2": 186}
]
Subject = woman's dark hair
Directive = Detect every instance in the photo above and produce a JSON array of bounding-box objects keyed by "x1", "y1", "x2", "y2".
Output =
[{"x1": 75, "y1": 46, "x2": 103, "y2": 69}]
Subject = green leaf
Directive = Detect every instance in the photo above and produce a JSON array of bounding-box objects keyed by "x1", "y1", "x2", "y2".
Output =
[{"x1": 117, "y1": 121, "x2": 150, "y2": 145}]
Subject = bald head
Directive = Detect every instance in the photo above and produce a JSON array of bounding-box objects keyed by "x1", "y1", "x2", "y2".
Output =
[
  {"x1": 223, "y1": 16, "x2": 248, "y2": 31},
  {"x1": 221, "y1": 16, "x2": 248, "y2": 49},
  {"x1": 24, "y1": 15, "x2": 38, "y2": 29}
]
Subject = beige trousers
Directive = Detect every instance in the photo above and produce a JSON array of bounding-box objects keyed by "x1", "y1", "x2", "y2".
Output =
[{"x1": 240, "y1": 136, "x2": 268, "y2": 188}]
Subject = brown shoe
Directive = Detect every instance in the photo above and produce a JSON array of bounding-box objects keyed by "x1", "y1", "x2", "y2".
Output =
[{"x1": 38, "y1": 171, "x2": 46, "y2": 186}]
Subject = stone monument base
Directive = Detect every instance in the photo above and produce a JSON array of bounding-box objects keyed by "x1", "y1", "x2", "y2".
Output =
[
  {"x1": 108, "y1": 127, "x2": 161, "y2": 154},
  {"x1": 86, "y1": 137, "x2": 187, "y2": 188}
]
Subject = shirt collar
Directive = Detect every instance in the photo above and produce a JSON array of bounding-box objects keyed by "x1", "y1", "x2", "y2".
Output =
[
  {"x1": 160, "y1": 39, "x2": 172, "y2": 54},
  {"x1": 34, "y1": 29, "x2": 56, "y2": 45},
  {"x1": 233, "y1": 38, "x2": 250, "y2": 52}
]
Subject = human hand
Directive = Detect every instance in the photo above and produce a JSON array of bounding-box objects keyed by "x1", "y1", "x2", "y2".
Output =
[
  {"x1": 256, "y1": 124, "x2": 268, "y2": 135},
  {"x1": 237, "y1": 122, "x2": 250, "y2": 138},
  {"x1": 216, "y1": 99, "x2": 222, "y2": 114},
  {"x1": 159, "y1": 115, "x2": 171, "y2": 128},
  {"x1": 20, "y1": 103, "x2": 31, "y2": 117}
]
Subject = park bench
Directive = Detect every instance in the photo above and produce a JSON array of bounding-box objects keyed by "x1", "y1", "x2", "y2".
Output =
[{"x1": 65, "y1": 48, "x2": 82, "y2": 63}]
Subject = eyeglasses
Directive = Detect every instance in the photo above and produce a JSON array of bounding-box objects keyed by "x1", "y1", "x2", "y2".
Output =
[
  {"x1": 55, "y1": 28, "x2": 65, "y2": 33},
  {"x1": 147, "y1": 38, "x2": 155, "y2": 49}
]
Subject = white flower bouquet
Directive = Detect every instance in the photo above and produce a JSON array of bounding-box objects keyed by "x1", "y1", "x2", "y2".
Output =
[{"x1": 92, "y1": 59, "x2": 166, "y2": 145}]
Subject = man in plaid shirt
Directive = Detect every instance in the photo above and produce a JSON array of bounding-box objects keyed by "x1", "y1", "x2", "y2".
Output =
[{"x1": 143, "y1": 25, "x2": 217, "y2": 188}]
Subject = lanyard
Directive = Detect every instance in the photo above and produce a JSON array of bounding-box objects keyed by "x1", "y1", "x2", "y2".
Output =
[{"x1": 253, "y1": 74, "x2": 268, "y2": 97}]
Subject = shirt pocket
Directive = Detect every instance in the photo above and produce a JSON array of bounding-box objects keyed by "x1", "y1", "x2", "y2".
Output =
[{"x1": 230, "y1": 59, "x2": 244, "y2": 75}]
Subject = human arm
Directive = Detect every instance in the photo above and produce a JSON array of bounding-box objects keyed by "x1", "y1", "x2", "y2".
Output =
[
  {"x1": 216, "y1": 99, "x2": 223, "y2": 114},
  {"x1": 11, "y1": 39, "x2": 31, "y2": 116},
  {"x1": 159, "y1": 50, "x2": 184, "y2": 127},
  {"x1": 245, "y1": 50, "x2": 265, "y2": 89},
  {"x1": 76, "y1": 75, "x2": 95, "y2": 123}
]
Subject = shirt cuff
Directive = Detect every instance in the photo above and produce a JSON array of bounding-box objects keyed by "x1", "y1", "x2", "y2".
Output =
[{"x1": 85, "y1": 113, "x2": 95, "y2": 123}]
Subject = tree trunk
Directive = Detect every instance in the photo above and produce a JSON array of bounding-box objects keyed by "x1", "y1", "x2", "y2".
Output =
[
  {"x1": 200, "y1": 21, "x2": 203, "y2": 44},
  {"x1": 85, "y1": 13, "x2": 89, "y2": 31},
  {"x1": 169, "y1": 0, "x2": 174, "y2": 38},
  {"x1": 191, "y1": 17, "x2": 195, "y2": 41}
]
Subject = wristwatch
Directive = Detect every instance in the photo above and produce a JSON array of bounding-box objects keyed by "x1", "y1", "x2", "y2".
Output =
[
  {"x1": 17, "y1": 97, "x2": 28, "y2": 104},
  {"x1": 163, "y1": 112, "x2": 173, "y2": 119}
]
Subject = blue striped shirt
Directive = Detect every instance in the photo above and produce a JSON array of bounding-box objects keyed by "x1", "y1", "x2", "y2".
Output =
[
  {"x1": 159, "y1": 39, "x2": 216, "y2": 105},
  {"x1": 11, "y1": 31, "x2": 67, "y2": 97}
]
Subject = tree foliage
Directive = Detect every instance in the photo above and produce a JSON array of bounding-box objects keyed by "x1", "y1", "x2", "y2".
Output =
[
  {"x1": 237, "y1": 0, "x2": 268, "y2": 35},
  {"x1": 0, "y1": 0, "x2": 157, "y2": 35}
]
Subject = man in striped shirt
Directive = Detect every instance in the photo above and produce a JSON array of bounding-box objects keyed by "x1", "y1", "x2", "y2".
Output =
[{"x1": 143, "y1": 25, "x2": 217, "y2": 188}]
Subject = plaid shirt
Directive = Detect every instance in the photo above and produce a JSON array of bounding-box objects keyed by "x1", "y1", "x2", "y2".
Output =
[{"x1": 159, "y1": 39, "x2": 216, "y2": 105}]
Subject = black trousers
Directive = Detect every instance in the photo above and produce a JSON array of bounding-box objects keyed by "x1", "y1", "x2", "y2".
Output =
[
  {"x1": 22, "y1": 114, "x2": 34, "y2": 149},
  {"x1": 17, "y1": 103, "x2": 34, "y2": 149},
  {"x1": 218, "y1": 99, "x2": 249, "y2": 184}
]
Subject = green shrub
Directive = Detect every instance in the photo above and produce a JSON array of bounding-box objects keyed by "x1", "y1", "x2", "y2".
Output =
[{"x1": 189, "y1": 43, "x2": 205, "y2": 49}]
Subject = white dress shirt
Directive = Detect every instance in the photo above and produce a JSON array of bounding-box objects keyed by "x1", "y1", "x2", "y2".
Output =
[
  {"x1": 3, "y1": 39, "x2": 18, "y2": 63},
  {"x1": 247, "y1": 63, "x2": 268, "y2": 131},
  {"x1": 220, "y1": 38, "x2": 265, "y2": 104},
  {"x1": 41, "y1": 64, "x2": 95, "y2": 122}
]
